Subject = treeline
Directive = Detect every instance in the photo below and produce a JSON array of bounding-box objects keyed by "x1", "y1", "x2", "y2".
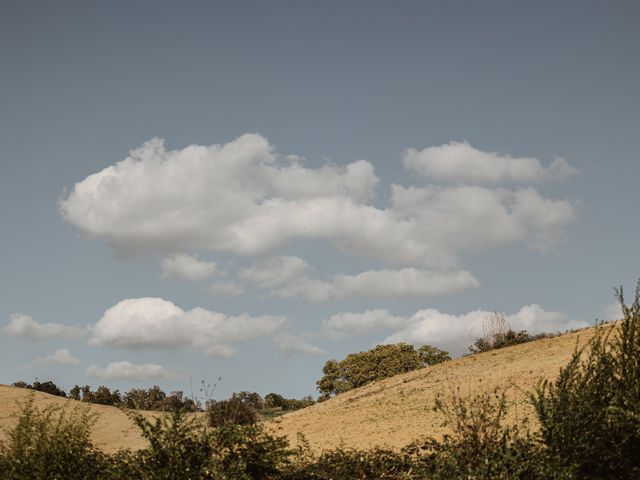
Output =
[
  {"x1": 10, "y1": 381, "x2": 314, "y2": 417},
  {"x1": 1, "y1": 282, "x2": 639, "y2": 479}
]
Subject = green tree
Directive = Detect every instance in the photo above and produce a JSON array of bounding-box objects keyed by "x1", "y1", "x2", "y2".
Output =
[
  {"x1": 418, "y1": 345, "x2": 451, "y2": 365},
  {"x1": 317, "y1": 343, "x2": 447, "y2": 398}
]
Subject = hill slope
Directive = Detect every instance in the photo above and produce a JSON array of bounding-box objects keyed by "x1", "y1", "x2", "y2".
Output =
[
  {"x1": 0, "y1": 385, "x2": 154, "y2": 453},
  {"x1": 0, "y1": 324, "x2": 606, "y2": 453},
  {"x1": 269, "y1": 325, "x2": 604, "y2": 452}
]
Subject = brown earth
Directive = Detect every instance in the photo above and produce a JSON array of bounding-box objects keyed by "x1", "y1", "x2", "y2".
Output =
[{"x1": 0, "y1": 323, "x2": 611, "y2": 453}]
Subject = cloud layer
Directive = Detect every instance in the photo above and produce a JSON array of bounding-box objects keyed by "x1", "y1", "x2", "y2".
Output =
[
  {"x1": 4, "y1": 314, "x2": 85, "y2": 341},
  {"x1": 87, "y1": 361, "x2": 181, "y2": 381},
  {"x1": 60, "y1": 134, "x2": 577, "y2": 267},
  {"x1": 324, "y1": 305, "x2": 589, "y2": 354}
]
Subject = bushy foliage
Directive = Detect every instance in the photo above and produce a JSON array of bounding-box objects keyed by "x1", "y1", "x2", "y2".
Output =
[
  {"x1": 12, "y1": 380, "x2": 67, "y2": 398},
  {"x1": 264, "y1": 393, "x2": 315, "y2": 412},
  {"x1": 208, "y1": 394, "x2": 259, "y2": 427},
  {"x1": 122, "y1": 386, "x2": 198, "y2": 412},
  {"x1": 407, "y1": 388, "x2": 550, "y2": 480},
  {"x1": 317, "y1": 343, "x2": 450, "y2": 399},
  {"x1": 68, "y1": 384, "x2": 122, "y2": 406},
  {"x1": 0, "y1": 395, "x2": 109, "y2": 480},
  {"x1": 531, "y1": 282, "x2": 640, "y2": 479}
]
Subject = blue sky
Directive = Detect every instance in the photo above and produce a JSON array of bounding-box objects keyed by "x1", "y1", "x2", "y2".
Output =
[{"x1": 1, "y1": 0, "x2": 638, "y2": 399}]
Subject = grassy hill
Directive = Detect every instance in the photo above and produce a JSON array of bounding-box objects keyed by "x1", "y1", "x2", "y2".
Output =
[{"x1": 0, "y1": 324, "x2": 604, "y2": 453}]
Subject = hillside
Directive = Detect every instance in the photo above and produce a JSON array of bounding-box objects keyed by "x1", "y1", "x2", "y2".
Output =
[
  {"x1": 0, "y1": 324, "x2": 607, "y2": 453},
  {"x1": 0, "y1": 385, "x2": 154, "y2": 453},
  {"x1": 268, "y1": 325, "x2": 606, "y2": 452}
]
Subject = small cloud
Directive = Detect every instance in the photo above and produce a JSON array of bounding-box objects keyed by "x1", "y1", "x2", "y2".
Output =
[
  {"x1": 322, "y1": 309, "x2": 407, "y2": 339},
  {"x1": 3, "y1": 314, "x2": 84, "y2": 341},
  {"x1": 161, "y1": 254, "x2": 218, "y2": 282},
  {"x1": 209, "y1": 280, "x2": 244, "y2": 297},
  {"x1": 86, "y1": 361, "x2": 181, "y2": 381},
  {"x1": 273, "y1": 332, "x2": 326, "y2": 356},
  {"x1": 25, "y1": 348, "x2": 80, "y2": 368},
  {"x1": 403, "y1": 141, "x2": 578, "y2": 184}
]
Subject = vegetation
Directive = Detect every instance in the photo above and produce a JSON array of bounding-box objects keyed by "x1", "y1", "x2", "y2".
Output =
[
  {"x1": 316, "y1": 343, "x2": 451, "y2": 399},
  {"x1": 11, "y1": 380, "x2": 67, "y2": 398},
  {"x1": 2, "y1": 281, "x2": 639, "y2": 479},
  {"x1": 467, "y1": 311, "x2": 555, "y2": 355},
  {"x1": 531, "y1": 284, "x2": 640, "y2": 479}
]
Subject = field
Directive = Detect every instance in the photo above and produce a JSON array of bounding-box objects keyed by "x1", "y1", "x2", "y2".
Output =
[{"x1": 0, "y1": 325, "x2": 603, "y2": 453}]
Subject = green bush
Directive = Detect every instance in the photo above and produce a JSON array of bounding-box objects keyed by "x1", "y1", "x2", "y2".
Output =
[
  {"x1": 0, "y1": 395, "x2": 109, "y2": 480},
  {"x1": 407, "y1": 388, "x2": 551, "y2": 480},
  {"x1": 531, "y1": 282, "x2": 640, "y2": 479}
]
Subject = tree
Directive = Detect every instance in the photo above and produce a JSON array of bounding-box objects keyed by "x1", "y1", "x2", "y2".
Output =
[
  {"x1": 418, "y1": 345, "x2": 451, "y2": 366},
  {"x1": 317, "y1": 343, "x2": 449, "y2": 398}
]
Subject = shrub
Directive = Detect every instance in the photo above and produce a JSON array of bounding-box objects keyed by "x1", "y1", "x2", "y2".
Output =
[
  {"x1": 531, "y1": 282, "x2": 640, "y2": 479},
  {"x1": 208, "y1": 395, "x2": 258, "y2": 427},
  {"x1": 0, "y1": 395, "x2": 108, "y2": 480},
  {"x1": 407, "y1": 388, "x2": 550, "y2": 480},
  {"x1": 124, "y1": 409, "x2": 218, "y2": 479}
]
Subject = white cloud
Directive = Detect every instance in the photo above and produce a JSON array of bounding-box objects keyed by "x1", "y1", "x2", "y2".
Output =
[
  {"x1": 4, "y1": 314, "x2": 85, "y2": 341},
  {"x1": 381, "y1": 305, "x2": 589, "y2": 354},
  {"x1": 403, "y1": 141, "x2": 578, "y2": 184},
  {"x1": 59, "y1": 134, "x2": 577, "y2": 267},
  {"x1": 88, "y1": 297, "x2": 285, "y2": 357},
  {"x1": 271, "y1": 268, "x2": 479, "y2": 303},
  {"x1": 28, "y1": 348, "x2": 80, "y2": 367},
  {"x1": 209, "y1": 281, "x2": 244, "y2": 297},
  {"x1": 86, "y1": 361, "x2": 181, "y2": 381},
  {"x1": 323, "y1": 309, "x2": 406, "y2": 339},
  {"x1": 161, "y1": 254, "x2": 217, "y2": 282},
  {"x1": 273, "y1": 332, "x2": 326, "y2": 356}
]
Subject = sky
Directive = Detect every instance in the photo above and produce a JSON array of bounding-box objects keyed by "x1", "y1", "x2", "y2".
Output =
[{"x1": 1, "y1": 0, "x2": 639, "y2": 400}]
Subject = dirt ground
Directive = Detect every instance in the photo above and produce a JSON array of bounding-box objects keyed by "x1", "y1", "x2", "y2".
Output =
[{"x1": 0, "y1": 324, "x2": 609, "y2": 453}]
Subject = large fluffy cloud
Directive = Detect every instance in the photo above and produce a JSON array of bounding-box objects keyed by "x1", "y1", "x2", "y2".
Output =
[
  {"x1": 403, "y1": 141, "x2": 578, "y2": 184},
  {"x1": 89, "y1": 297, "x2": 286, "y2": 357},
  {"x1": 87, "y1": 361, "x2": 181, "y2": 381},
  {"x1": 59, "y1": 134, "x2": 577, "y2": 267},
  {"x1": 4, "y1": 314, "x2": 85, "y2": 341}
]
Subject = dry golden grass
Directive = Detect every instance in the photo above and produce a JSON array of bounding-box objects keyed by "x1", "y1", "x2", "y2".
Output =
[
  {"x1": 0, "y1": 323, "x2": 610, "y2": 454},
  {"x1": 0, "y1": 385, "x2": 155, "y2": 453},
  {"x1": 268, "y1": 325, "x2": 609, "y2": 452}
]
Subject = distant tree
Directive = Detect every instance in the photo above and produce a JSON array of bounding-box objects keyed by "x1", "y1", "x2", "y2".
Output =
[
  {"x1": 13, "y1": 380, "x2": 67, "y2": 398},
  {"x1": 317, "y1": 343, "x2": 449, "y2": 398},
  {"x1": 418, "y1": 345, "x2": 451, "y2": 366}
]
